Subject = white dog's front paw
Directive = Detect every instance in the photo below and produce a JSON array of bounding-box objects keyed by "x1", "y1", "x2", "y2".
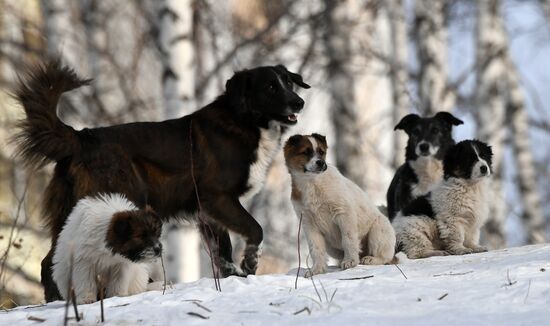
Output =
[
  {"x1": 447, "y1": 247, "x2": 473, "y2": 255},
  {"x1": 470, "y1": 245, "x2": 488, "y2": 253},
  {"x1": 340, "y1": 257, "x2": 358, "y2": 270},
  {"x1": 305, "y1": 265, "x2": 327, "y2": 277},
  {"x1": 77, "y1": 292, "x2": 97, "y2": 305}
]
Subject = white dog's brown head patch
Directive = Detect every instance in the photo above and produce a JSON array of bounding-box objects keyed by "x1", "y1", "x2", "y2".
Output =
[{"x1": 284, "y1": 133, "x2": 328, "y2": 174}]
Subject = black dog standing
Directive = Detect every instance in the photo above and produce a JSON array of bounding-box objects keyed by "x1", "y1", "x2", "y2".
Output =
[{"x1": 15, "y1": 61, "x2": 310, "y2": 301}]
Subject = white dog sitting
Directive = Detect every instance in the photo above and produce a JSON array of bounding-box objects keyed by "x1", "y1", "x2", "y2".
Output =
[
  {"x1": 284, "y1": 134, "x2": 397, "y2": 276},
  {"x1": 53, "y1": 193, "x2": 163, "y2": 304}
]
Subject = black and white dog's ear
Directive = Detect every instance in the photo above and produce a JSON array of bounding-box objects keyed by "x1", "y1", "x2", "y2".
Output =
[
  {"x1": 225, "y1": 70, "x2": 250, "y2": 113},
  {"x1": 113, "y1": 215, "x2": 132, "y2": 239},
  {"x1": 311, "y1": 133, "x2": 327, "y2": 148},
  {"x1": 394, "y1": 114, "x2": 421, "y2": 132},
  {"x1": 275, "y1": 65, "x2": 311, "y2": 89},
  {"x1": 474, "y1": 139, "x2": 493, "y2": 169},
  {"x1": 434, "y1": 111, "x2": 464, "y2": 126}
]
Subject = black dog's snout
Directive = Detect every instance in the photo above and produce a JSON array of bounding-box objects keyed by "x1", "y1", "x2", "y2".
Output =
[
  {"x1": 290, "y1": 98, "x2": 304, "y2": 111},
  {"x1": 153, "y1": 244, "x2": 162, "y2": 256},
  {"x1": 419, "y1": 143, "x2": 429, "y2": 153},
  {"x1": 480, "y1": 165, "x2": 488, "y2": 175}
]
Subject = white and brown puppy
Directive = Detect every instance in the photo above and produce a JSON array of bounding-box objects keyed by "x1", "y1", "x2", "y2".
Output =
[
  {"x1": 393, "y1": 140, "x2": 493, "y2": 259},
  {"x1": 53, "y1": 193, "x2": 163, "y2": 304},
  {"x1": 284, "y1": 134, "x2": 396, "y2": 276}
]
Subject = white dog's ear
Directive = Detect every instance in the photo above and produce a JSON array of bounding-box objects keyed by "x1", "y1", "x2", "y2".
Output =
[{"x1": 311, "y1": 133, "x2": 327, "y2": 148}]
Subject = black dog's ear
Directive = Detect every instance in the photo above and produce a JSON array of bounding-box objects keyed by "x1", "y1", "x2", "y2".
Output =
[
  {"x1": 225, "y1": 70, "x2": 250, "y2": 113},
  {"x1": 434, "y1": 111, "x2": 464, "y2": 126},
  {"x1": 275, "y1": 65, "x2": 310, "y2": 89},
  {"x1": 395, "y1": 114, "x2": 421, "y2": 132},
  {"x1": 311, "y1": 133, "x2": 327, "y2": 148}
]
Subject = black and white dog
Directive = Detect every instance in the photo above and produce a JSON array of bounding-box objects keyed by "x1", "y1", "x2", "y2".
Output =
[
  {"x1": 15, "y1": 61, "x2": 310, "y2": 301},
  {"x1": 392, "y1": 140, "x2": 493, "y2": 259},
  {"x1": 386, "y1": 112, "x2": 463, "y2": 220}
]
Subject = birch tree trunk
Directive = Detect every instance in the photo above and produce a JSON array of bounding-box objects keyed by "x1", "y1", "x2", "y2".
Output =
[
  {"x1": 41, "y1": 0, "x2": 80, "y2": 67},
  {"x1": 158, "y1": 0, "x2": 200, "y2": 283},
  {"x1": 475, "y1": 0, "x2": 508, "y2": 249},
  {"x1": 504, "y1": 58, "x2": 546, "y2": 244},
  {"x1": 413, "y1": 0, "x2": 453, "y2": 115},
  {"x1": 323, "y1": 0, "x2": 369, "y2": 189},
  {"x1": 386, "y1": 0, "x2": 409, "y2": 169}
]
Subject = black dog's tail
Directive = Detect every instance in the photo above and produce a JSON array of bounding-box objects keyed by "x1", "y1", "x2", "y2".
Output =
[{"x1": 13, "y1": 60, "x2": 90, "y2": 168}]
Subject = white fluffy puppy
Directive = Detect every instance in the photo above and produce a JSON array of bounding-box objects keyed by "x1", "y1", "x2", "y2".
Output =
[
  {"x1": 284, "y1": 134, "x2": 396, "y2": 276},
  {"x1": 393, "y1": 140, "x2": 493, "y2": 259},
  {"x1": 53, "y1": 193, "x2": 163, "y2": 304}
]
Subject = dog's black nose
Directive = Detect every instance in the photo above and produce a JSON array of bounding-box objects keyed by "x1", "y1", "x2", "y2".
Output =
[
  {"x1": 290, "y1": 98, "x2": 304, "y2": 111},
  {"x1": 316, "y1": 160, "x2": 327, "y2": 171},
  {"x1": 419, "y1": 143, "x2": 429, "y2": 153},
  {"x1": 480, "y1": 165, "x2": 488, "y2": 175}
]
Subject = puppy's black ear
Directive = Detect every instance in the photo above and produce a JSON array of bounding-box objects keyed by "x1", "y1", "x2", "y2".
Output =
[
  {"x1": 275, "y1": 65, "x2": 310, "y2": 89},
  {"x1": 225, "y1": 70, "x2": 250, "y2": 113},
  {"x1": 311, "y1": 133, "x2": 327, "y2": 148},
  {"x1": 474, "y1": 139, "x2": 493, "y2": 169},
  {"x1": 434, "y1": 111, "x2": 464, "y2": 126},
  {"x1": 443, "y1": 143, "x2": 461, "y2": 179},
  {"x1": 395, "y1": 114, "x2": 420, "y2": 132},
  {"x1": 285, "y1": 134, "x2": 303, "y2": 148},
  {"x1": 112, "y1": 214, "x2": 132, "y2": 239}
]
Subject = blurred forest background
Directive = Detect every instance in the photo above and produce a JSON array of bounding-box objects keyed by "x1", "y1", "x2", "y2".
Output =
[{"x1": 1, "y1": 0, "x2": 549, "y2": 307}]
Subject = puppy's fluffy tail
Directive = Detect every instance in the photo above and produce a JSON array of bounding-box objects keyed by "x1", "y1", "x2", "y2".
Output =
[
  {"x1": 390, "y1": 252, "x2": 409, "y2": 264},
  {"x1": 13, "y1": 60, "x2": 90, "y2": 168}
]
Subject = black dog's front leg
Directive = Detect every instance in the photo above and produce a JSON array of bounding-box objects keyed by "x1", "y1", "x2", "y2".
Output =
[
  {"x1": 199, "y1": 221, "x2": 247, "y2": 277},
  {"x1": 203, "y1": 195, "x2": 263, "y2": 276}
]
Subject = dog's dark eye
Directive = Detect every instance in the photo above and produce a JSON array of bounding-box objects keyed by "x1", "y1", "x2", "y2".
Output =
[
  {"x1": 318, "y1": 149, "x2": 325, "y2": 156},
  {"x1": 412, "y1": 127, "x2": 421, "y2": 135},
  {"x1": 268, "y1": 82, "x2": 277, "y2": 92},
  {"x1": 301, "y1": 148, "x2": 313, "y2": 156},
  {"x1": 431, "y1": 127, "x2": 439, "y2": 134}
]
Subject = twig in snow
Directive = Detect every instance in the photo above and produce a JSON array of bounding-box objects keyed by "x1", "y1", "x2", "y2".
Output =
[
  {"x1": 192, "y1": 301, "x2": 212, "y2": 313},
  {"x1": 503, "y1": 269, "x2": 517, "y2": 287},
  {"x1": 189, "y1": 120, "x2": 221, "y2": 292},
  {"x1": 295, "y1": 212, "x2": 304, "y2": 290},
  {"x1": 329, "y1": 288, "x2": 338, "y2": 303},
  {"x1": 70, "y1": 289, "x2": 80, "y2": 322},
  {"x1": 160, "y1": 253, "x2": 167, "y2": 295},
  {"x1": 394, "y1": 264, "x2": 408, "y2": 279},
  {"x1": 27, "y1": 315, "x2": 46, "y2": 322},
  {"x1": 293, "y1": 307, "x2": 311, "y2": 315},
  {"x1": 438, "y1": 293, "x2": 448, "y2": 300},
  {"x1": 63, "y1": 248, "x2": 75, "y2": 326},
  {"x1": 187, "y1": 312, "x2": 209, "y2": 319},
  {"x1": 433, "y1": 271, "x2": 473, "y2": 277},
  {"x1": 305, "y1": 254, "x2": 323, "y2": 302},
  {"x1": 97, "y1": 275, "x2": 105, "y2": 322},
  {"x1": 338, "y1": 275, "x2": 374, "y2": 281},
  {"x1": 524, "y1": 279, "x2": 532, "y2": 304}
]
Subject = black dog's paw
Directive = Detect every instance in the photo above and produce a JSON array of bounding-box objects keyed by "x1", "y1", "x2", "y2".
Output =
[
  {"x1": 218, "y1": 259, "x2": 246, "y2": 278},
  {"x1": 240, "y1": 244, "x2": 261, "y2": 275}
]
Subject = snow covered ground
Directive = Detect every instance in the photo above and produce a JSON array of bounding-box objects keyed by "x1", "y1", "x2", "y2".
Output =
[{"x1": 2, "y1": 244, "x2": 549, "y2": 325}]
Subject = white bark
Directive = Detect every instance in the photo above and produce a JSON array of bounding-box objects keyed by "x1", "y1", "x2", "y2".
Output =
[
  {"x1": 323, "y1": 0, "x2": 369, "y2": 189},
  {"x1": 386, "y1": 0, "x2": 409, "y2": 169},
  {"x1": 159, "y1": 0, "x2": 195, "y2": 119},
  {"x1": 158, "y1": 0, "x2": 200, "y2": 283},
  {"x1": 475, "y1": 0, "x2": 508, "y2": 249},
  {"x1": 504, "y1": 58, "x2": 546, "y2": 244},
  {"x1": 414, "y1": 0, "x2": 453, "y2": 114}
]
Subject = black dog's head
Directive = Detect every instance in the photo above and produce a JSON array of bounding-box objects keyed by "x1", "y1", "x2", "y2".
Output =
[
  {"x1": 443, "y1": 140, "x2": 493, "y2": 180},
  {"x1": 395, "y1": 111, "x2": 463, "y2": 161},
  {"x1": 225, "y1": 65, "x2": 310, "y2": 127},
  {"x1": 106, "y1": 206, "x2": 163, "y2": 262},
  {"x1": 284, "y1": 133, "x2": 328, "y2": 174}
]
